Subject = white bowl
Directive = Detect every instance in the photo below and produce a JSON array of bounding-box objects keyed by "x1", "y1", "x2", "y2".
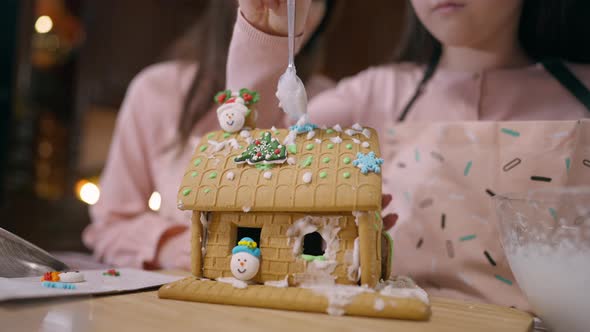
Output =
[{"x1": 494, "y1": 187, "x2": 590, "y2": 332}]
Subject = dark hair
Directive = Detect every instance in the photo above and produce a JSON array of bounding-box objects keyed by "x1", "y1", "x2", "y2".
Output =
[
  {"x1": 394, "y1": 0, "x2": 590, "y2": 120},
  {"x1": 170, "y1": 0, "x2": 339, "y2": 148}
]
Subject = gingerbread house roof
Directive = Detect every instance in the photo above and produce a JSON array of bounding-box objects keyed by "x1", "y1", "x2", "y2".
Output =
[{"x1": 177, "y1": 126, "x2": 382, "y2": 213}]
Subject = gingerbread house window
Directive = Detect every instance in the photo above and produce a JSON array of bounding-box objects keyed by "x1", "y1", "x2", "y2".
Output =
[
  {"x1": 302, "y1": 232, "x2": 325, "y2": 256},
  {"x1": 236, "y1": 227, "x2": 261, "y2": 247}
]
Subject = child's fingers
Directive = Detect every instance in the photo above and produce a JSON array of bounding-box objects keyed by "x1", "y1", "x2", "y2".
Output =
[
  {"x1": 382, "y1": 193, "x2": 393, "y2": 209},
  {"x1": 383, "y1": 213, "x2": 398, "y2": 231}
]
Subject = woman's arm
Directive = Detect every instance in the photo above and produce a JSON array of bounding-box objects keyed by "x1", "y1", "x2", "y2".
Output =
[{"x1": 83, "y1": 69, "x2": 188, "y2": 269}]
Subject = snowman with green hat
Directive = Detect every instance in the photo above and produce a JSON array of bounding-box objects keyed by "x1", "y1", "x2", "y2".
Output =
[{"x1": 230, "y1": 237, "x2": 261, "y2": 281}]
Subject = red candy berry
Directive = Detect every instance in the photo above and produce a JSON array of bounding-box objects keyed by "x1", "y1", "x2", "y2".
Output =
[
  {"x1": 274, "y1": 149, "x2": 281, "y2": 154},
  {"x1": 256, "y1": 152, "x2": 262, "y2": 157},
  {"x1": 216, "y1": 94, "x2": 226, "y2": 104},
  {"x1": 254, "y1": 140, "x2": 260, "y2": 145},
  {"x1": 243, "y1": 93, "x2": 252, "y2": 102}
]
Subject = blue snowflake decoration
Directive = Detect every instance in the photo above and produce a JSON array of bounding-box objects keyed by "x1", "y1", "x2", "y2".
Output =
[
  {"x1": 352, "y1": 152, "x2": 384, "y2": 174},
  {"x1": 289, "y1": 122, "x2": 318, "y2": 134}
]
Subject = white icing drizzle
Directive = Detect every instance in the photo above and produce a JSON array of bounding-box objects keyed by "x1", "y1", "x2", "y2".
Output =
[
  {"x1": 283, "y1": 130, "x2": 298, "y2": 146},
  {"x1": 216, "y1": 277, "x2": 249, "y2": 289},
  {"x1": 242, "y1": 206, "x2": 251, "y2": 213},
  {"x1": 271, "y1": 126, "x2": 277, "y2": 132},
  {"x1": 306, "y1": 130, "x2": 316, "y2": 140},
  {"x1": 302, "y1": 284, "x2": 373, "y2": 316},
  {"x1": 264, "y1": 276, "x2": 289, "y2": 288},
  {"x1": 227, "y1": 138, "x2": 240, "y2": 150},
  {"x1": 330, "y1": 136, "x2": 343, "y2": 144},
  {"x1": 362, "y1": 128, "x2": 371, "y2": 138},
  {"x1": 200, "y1": 212, "x2": 210, "y2": 256},
  {"x1": 314, "y1": 138, "x2": 322, "y2": 144},
  {"x1": 374, "y1": 298, "x2": 385, "y2": 311},
  {"x1": 287, "y1": 157, "x2": 296, "y2": 165},
  {"x1": 263, "y1": 171, "x2": 272, "y2": 179},
  {"x1": 352, "y1": 123, "x2": 363, "y2": 131},
  {"x1": 376, "y1": 277, "x2": 430, "y2": 305},
  {"x1": 361, "y1": 141, "x2": 370, "y2": 148},
  {"x1": 226, "y1": 172, "x2": 235, "y2": 181},
  {"x1": 332, "y1": 124, "x2": 342, "y2": 132},
  {"x1": 346, "y1": 237, "x2": 361, "y2": 282},
  {"x1": 302, "y1": 172, "x2": 313, "y2": 183},
  {"x1": 240, "y1": 130, "x2": 251, "y2": 138},
  {"x1": 352, "y1": 138, "x2": 361, "y2": 144},
  {"x1": 208, "y1": 140, "x2": 226, "y2": 153}
]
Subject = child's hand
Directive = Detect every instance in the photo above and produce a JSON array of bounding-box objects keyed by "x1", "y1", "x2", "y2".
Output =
[
  {"x1": 382, "y1": 194, "x2": 398, "y2": 231},
  {"x1": 239, "y1": 0, "x2": 311, "y2": 36}
]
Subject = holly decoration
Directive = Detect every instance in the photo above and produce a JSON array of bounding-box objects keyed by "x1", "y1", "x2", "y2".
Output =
[
  {"x1": 234, "y1": 132, "x2": 287, "y2": 165},
  {"x1": 214, "y1": 90, "x2": 232, "y2": 104},
  {"x1": 239, "y1": 88, "x2": 260, "y2": 106}
]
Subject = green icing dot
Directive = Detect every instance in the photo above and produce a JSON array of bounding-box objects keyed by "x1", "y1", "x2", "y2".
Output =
[
  {"x1": 322, "y1": 157, "x2": 331, "y2": 164},
  {"x1": 288, "y1": 144, "x2": 297, "y2": 154},
  {"x1": 193, "y1": 158, "x2": 202, "y2": 166},
  {"x1": 207, "y1": 133, "x2": 215, "y2": 139},
  {"x1": 343, "y1": 172, "x2": 351, "y2": 179},
  {"x1": 319, "y1": 171, "x2": 328, "y2": 179},
  {"x1": 223, "y1": 132, "x2": 231, "y2": 138},
  {"x1": 343, "y1": 157, "x2": 351, "y2": 164},
  {"x1": 306, "y1": 144, "x2": 314, "y2": 151},
  {"x1": 204, "y1": 188, "x2": 211, "y2": 194},
  {"x1": 199, "y1": 145, "x2": 208, "y2": 152},
  {"x1": 327, "y1": 143, "x2": 334, "y2": 149},
  {"x1": 345, "y1": 144, "x2": 353, "y2": 150},
  {"x1": 326, "y1": 129, "x2": 334, "y2": 134},
  {"x1": 208, "y1": 172, "x2": 217, "y2": 179},
  {"x1": 301, "y1": 156, "x2": 313, "y2": 167},
  {"x1": 191, "y1": 171, "x2": 198, "y2": 178},
  {"x1": 182, "y1": 189, "x2": 191, "y2": 196},
  {"x1": 274, "y1": 130, "x2": 281, "y2": 135}
]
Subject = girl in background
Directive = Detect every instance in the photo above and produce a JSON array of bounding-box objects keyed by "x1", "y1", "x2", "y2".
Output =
[
  {"x1": 228, "y1": 0, "x2": 590, "y2": 310},
  {"x1": 83, "y1": 1, "x2": 338, "y2": 270}
]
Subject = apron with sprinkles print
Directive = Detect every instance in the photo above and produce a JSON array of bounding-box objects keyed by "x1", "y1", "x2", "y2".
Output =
[{"x1": 383, "y1": 61, "x2": 590, "y2": 311}]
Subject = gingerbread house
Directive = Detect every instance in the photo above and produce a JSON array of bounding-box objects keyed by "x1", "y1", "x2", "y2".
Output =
[{"x1": 176, "y1": 126, "x2": 390, "y2": 287}]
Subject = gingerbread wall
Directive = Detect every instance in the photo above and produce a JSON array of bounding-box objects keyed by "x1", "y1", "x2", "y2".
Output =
[{"x1": 202, "y1": 212, "x2": 360, "y2": 285}]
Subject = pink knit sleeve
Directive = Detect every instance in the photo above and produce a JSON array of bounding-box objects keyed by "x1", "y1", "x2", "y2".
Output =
[
  {"x1": 227, "y1": 11, "x2": 374, "y2": 128},
  {"x1": 82, "y1": 72, "x2": 185, "y2": 269}
]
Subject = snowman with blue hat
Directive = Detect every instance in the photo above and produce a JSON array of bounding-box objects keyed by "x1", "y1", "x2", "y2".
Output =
[{"x1": 230, "y1": 237, "x2": 261, "y2": 281}]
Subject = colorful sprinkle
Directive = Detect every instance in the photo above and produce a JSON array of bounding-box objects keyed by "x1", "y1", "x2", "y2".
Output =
[
  {"x1": 565, "y1": 157, "x2": 571, "y2": 171},
  {"x1": 202, "y1": 188, "x2": 211, "y2": 194},
  {"x1": 502, "y1": 158, "x2": 522, "y2": 172},
  {"x1": 419, "y1": 198, "x2": 434, "y2": 209},
  {"x1": 326, "y1": 129, "x2": 334, "y2": 134},
  {"x1": 182, "y1": 189, "x2": 191, "y2": 196},
  {"x1": 301, "y1": 156, "x2": 313, "y2": 167},
  {"x1": 549, "y1": 208, "x2": 558, "y2": 221},
  {"x1": 495, "y1": 274, "x2": 513, "y2": 286},
  {"x1": 430, "y1": 151, "x2": 444, "y2": 162},
  {"x1": 208, "y1": 172, "x2": 217, "y2": 179},
  {"x1": 486, "y1": 189, "x2": 496, "y2": 197},
  {"x1": 223, "y1": 132, "x2": 231, "y2": 139},
  {"x1": 327, "y1": 143, "x2": 334, "y2": 149},
  {"x1": 103, "y1": 269, "x2": 120, "y2": 277},
  {"x1": 343, "y1": 157, "x2": 351, "y2": 164},
  {"x1": 191, "y1": 171, "x2": 198, "y2": 178},
  {"x1": 415, "y1": 148, "x2": 421, "y2": 162},
  {"x1": 343, "y1": 172, "x2": 351, "y2": 179},
  {"x1": 287, "y1": 144, "x2": 297, "y2": 154},
  {"x1": 193, "y1": 158, "x2": 202, "y2": 166},
  {"x1": 42, "y1": 281, "x2": 76, "y2": 290},
  {"x1": 416, "y1": 238, "x2": 423, "y2": 249},
  {"x1": 446, "y1": 240, "x2": 455, "y2": 258},
  {"x1": 345, "y1": 143, "x2": 353, "y2": 150},
  {"x1": 207, "y1": 133, "x2": 215, "y2": 139},
  {"x1": 441, "y1": 214, "x2": 446, "y2": 229},
  {"x1": 484, "y1": 251, "x2": 497, "y2": 266},
  {"x1": 459, "y1": 234, "x2": 477, "y2": 241},
  {"x1": 199, "y1": 145, "x2": 208, "y2": 152},
  {"x1": 501, "y1": 128, "x2": 520, "y2": 137},
  {"x1": 322, "y1": 157, "x2": 331, "y2": 164},
  {"x1": 463, "y1": 161, "x2": 473, "y2": 176},
  {"x1": 531, "y1": 176, "x2": 552, "y2": 182},
  {"x1": 319, "y1": 171, "x2": 328, "y2": 179},
  {"x1": 306, "y1": 144, "x2": 314, "y2": 151}
]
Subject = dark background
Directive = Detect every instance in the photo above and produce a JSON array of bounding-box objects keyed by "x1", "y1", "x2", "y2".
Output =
[{"x1": 0, "y1": 0, "x2": 405, "y2": 254}]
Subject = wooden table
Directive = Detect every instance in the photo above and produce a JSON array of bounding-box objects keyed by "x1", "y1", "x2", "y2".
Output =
[{"x1": 0, "y1": 273, "x2": 533, "y2": 332}]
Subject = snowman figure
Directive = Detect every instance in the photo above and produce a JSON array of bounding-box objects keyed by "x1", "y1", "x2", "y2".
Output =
[
  {"x1": 230, "y1": 237, "x2": 261, "y2": 281},
  {"x1": 215, "y1": 89, "x2": 259, "y2": 133}
]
